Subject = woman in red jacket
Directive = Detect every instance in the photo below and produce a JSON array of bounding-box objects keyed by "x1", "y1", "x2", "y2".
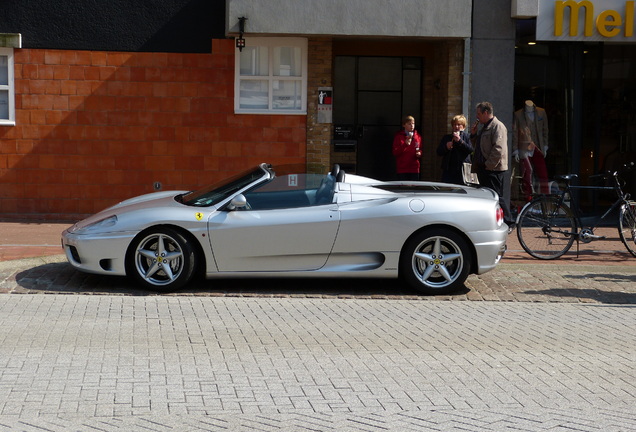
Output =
[{"x1": 392, "y1": 115, "x2": 422, "y2": 181}]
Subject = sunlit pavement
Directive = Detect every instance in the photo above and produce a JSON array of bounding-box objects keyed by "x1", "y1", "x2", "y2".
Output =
[{"x1": 0, "y1": 221, "x2": 635, "y2": 431}]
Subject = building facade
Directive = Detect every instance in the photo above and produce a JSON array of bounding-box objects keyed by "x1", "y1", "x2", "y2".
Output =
[{"x1": 0, "y1": 0, "x2": 632, "y2": 220}]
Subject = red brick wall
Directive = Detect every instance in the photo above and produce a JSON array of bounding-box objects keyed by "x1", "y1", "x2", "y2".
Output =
[{"x1": 0, "y1": 39, "x2": 307, "y2": 221}]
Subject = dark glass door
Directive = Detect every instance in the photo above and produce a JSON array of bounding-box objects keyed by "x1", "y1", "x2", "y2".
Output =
[{"x1": 334, "y1": 56, "x2": 422, "y2": 180}]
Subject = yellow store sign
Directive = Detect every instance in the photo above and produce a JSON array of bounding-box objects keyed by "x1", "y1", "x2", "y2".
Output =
[{"x1": 537, "y1": 0, "x2": 636, "y2": 41}]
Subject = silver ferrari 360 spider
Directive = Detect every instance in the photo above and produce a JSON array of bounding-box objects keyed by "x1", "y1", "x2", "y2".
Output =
[{"x1": 62, "y1": 163, "x2": 507, "y2": 294}]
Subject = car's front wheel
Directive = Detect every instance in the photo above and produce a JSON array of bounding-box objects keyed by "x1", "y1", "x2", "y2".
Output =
[
  {"x1": 400, "y1": 228, "x2": 472, "y2": 295},
  {"x1": 126, "y1": 227, "x2": 196, "y2": 291}
]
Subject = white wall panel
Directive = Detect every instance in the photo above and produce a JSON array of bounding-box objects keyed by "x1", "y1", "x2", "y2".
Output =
[{"x1": 227, "y1": 0, "x2": 472, "y2": 38}]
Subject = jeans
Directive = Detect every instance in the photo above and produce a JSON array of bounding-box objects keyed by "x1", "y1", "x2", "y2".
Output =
[{"x1": 477, "y1": 169, "x2": 514, "y2": 226}]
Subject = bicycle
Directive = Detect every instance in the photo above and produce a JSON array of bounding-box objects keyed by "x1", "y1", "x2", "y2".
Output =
[{"x1": 516, "y1": 162, "x2": 636, "y2": 260}]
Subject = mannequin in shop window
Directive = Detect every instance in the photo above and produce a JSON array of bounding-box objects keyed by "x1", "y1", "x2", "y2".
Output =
[{"x1": 513, "y1": 100, "x2": 549, "y2": 201}]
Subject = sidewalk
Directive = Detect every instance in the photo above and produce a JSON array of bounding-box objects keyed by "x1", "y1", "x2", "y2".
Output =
[
  {"x1": 0, "y1": 220, "x2": 634, "y2": 265},
  {"x1": 0, "y1": 220, "x2": 68, "y2": 262}
]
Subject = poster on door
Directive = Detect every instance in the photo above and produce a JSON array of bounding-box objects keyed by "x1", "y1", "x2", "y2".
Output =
[{"x1": 317, "y1": 87, "x2": 332, "y2": 124}]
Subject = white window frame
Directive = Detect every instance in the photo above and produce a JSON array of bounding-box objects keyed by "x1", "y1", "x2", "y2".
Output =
[
  {"x1": 0, "y1": 47, "x2": 15, "y2": 126},
  {"x1": 234, "y1": 37, "x2": 307, "y2": 115}
]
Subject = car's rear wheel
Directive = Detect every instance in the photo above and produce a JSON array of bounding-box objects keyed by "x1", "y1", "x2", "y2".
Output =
[
  {"x1": 400, "y1": 228, "x2": 471, "y2": 295},
  {"x1": 126, "y1": 227, "x2": 196, "y2": 291}
]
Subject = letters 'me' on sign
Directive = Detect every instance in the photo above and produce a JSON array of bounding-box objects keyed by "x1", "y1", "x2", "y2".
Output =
[{"x1": 537, "y1": 0, "x2": 636, "y2": 42}]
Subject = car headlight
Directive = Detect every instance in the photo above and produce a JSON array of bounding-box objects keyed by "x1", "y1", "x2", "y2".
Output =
[{"x1": 78, "y1": 215, "x2": 118, "y2": 233}]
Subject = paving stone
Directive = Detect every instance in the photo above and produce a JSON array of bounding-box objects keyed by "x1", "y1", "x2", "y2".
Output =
[
  {"x1": 0, "y1": 296, "x2": 634, "y2": 430},
  {"x1": 0, "y1": 223, "x2": 635, "y2": 431}
]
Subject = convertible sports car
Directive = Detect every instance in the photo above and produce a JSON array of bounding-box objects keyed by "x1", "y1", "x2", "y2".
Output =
[{"x1": 62, "y1": 163, "x2": 507, "y2": 294}]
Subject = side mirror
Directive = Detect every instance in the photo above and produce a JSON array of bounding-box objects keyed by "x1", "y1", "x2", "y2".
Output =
[{"x1": 227, "y1": 194, "x2": 248, "y2": 210}]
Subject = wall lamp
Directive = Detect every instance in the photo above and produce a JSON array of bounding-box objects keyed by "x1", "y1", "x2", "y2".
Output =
[{"x1": 236, "y1": 17, "x2": 247, "y2": 51}]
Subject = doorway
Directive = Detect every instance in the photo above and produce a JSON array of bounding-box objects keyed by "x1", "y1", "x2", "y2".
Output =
[{"x1": 333, "y1": 56, "x2": 422, "y2": 180}]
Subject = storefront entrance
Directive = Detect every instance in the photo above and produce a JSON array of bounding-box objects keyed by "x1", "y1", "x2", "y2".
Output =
[
  {"x1": 333, "y1": 56, "x2": 422, "y2": 180},
  {"x1": 514, "y1": 41, "x2": 636, "y2": 210}
]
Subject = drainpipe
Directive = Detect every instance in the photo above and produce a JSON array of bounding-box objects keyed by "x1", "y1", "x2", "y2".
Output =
[{"x1": 462, "y1": 37, "x2": 471, "y2": 117}]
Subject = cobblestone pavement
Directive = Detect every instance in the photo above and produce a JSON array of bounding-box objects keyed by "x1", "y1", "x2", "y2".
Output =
[
  {"x1": 2, "y1": 255, "x2": 635, "y2": 304},
  {"x1": 0, "y1": 221, "x2": 635, "y2": 431},
  {"x1": 0, "y1": 295, "x2": 635, "y2": 431}
]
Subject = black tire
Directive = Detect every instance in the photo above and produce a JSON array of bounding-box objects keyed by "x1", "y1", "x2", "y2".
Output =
[
  {"x1": 516, "y1": 196, "x2": 576, "y2": 260},
  {"x1": 619, "y1": 201, "x2": 636, "y2": 257},
  {"x1": 400, "y1": 228, "x2": 472, "y2": 295},
  {"x1": 126, "y1": 227, "x2": 196, "y2": 291}
]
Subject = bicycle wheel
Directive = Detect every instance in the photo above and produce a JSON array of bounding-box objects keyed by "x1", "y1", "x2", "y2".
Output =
[
  {"x1": 516, "y1": 196, "x2": 576, "y2": 259},
  {"x1": 618, "y1": 201, "x2": 636, "y2": 257}
]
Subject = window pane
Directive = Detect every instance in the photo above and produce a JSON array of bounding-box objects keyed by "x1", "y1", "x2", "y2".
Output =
[
  {"x1": 357, "y1": 91, "x2": 401, "y2": 125},
  {"x1": 273, "y1": 47, "x2": 301, "y2": 77},
  {"x1": 0, "y1": 90, "x2": 8, "y2": 119},
  {"x1": 272, "y1": 80, "x2": 301, "y2": 110},
  {"x1": 239, "y1": 47, "x2": 268, "y2": 76},
  {"x1": 358, "y1": 57, "x2": 402, "y2": 91},
  {"x1": 239, "y1": 80, "x2": 269, "y2": 109},
  {"x1": 333, "y1": 56, "x2": 356, "y2": 124},
  {"x1": 234, "y1": 38, "x2": 307, "y2": 114},
  {"x1": 0, "y1": 56, "x2": 8, "y2": 86}
]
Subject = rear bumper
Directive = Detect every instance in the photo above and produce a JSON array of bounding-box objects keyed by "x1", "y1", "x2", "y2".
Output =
[{"x1": 471, "y1": 225, "x2": 508, "y2": 274}]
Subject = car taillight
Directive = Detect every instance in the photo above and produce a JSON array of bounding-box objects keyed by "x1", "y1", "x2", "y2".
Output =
[{"x1": 496, "y1": 206, "x2": 504, "y2": 226}]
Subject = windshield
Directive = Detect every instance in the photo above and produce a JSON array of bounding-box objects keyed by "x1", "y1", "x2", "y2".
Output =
[{"x1": 179, "y1": 165, "x2": 271, "y2": 207}]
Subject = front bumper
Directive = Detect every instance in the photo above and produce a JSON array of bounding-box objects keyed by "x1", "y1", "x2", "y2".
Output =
[{"x1": 62, "y1": 229, "x2": 135, "y2": 276}]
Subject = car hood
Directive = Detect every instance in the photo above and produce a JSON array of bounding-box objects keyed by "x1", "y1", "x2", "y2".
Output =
[
  {"x1": 69, "y1": 190, "x2": 190, "y2": 232},
  {"x1": 111, "y1": 190, "x2": 189, "y2": 209}
]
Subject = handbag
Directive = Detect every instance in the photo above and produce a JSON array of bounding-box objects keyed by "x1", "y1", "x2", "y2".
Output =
[{"x1": 462, "y1": 162, "x2": 479, "y2": 185}]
